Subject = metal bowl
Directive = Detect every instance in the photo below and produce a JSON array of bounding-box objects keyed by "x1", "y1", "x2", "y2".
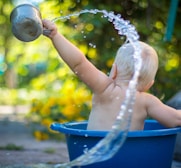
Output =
[{"x1": 10, "y1": 4, "x2": 43, "y2": 42}]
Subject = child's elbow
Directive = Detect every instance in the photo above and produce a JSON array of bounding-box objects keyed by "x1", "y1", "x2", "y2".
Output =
[
  {"x1": 176, "y1": 119, "x2": 181, "y2": 127},
  {"x1": 163, "y1": 112, "x2": 181, "y2": 128},
  {"x1": 174, "y1": 112, "x2": 181, "y2": 127}
]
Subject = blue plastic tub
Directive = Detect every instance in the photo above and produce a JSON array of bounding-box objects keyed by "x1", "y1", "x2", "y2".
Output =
[{"x1": 51, "y1": 120, "x2": 181, "y2": 168}]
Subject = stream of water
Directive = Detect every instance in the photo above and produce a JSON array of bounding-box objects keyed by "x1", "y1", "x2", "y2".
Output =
[{"x1": 50, "y1": 9, "x2": 142, "y2": 168}]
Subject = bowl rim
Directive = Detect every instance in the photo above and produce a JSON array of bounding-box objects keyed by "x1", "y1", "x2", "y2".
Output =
[{"x1": 50, "y1": 120, "x2": 181, "y2": 137}]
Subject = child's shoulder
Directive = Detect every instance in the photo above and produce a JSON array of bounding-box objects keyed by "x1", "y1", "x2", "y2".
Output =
[{"x1": 138, "y1": 91, "x2": 161, "y2": 106}]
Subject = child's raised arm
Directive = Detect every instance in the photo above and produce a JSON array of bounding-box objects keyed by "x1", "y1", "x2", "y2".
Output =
[{"x1": 42, "y1": 19, "x2": 111, "y2": 93}]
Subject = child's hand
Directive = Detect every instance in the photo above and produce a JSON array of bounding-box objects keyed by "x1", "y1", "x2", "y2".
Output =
[{"x1": 42, "y1": 19, "x2": 58, "y2": 39}]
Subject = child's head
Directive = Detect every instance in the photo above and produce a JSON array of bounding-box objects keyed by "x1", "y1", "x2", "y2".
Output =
[{"x1": 113, "y1": 41, "x2": 158, "y2": 91}]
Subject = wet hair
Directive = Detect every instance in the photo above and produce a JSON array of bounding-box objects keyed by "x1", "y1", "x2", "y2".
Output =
[{"x1": 114, "y1": 41, "x2": 158, "y2": 91}]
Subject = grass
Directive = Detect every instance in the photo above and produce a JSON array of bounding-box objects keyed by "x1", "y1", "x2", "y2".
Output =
[{"x1": 0, "y1": 143, "x2": 24, "y2": 150}]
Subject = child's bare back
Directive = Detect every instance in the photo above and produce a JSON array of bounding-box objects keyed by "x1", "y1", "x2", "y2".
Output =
[{"x1": 87, "y1": 83, "x2": 147, "y2": 131}]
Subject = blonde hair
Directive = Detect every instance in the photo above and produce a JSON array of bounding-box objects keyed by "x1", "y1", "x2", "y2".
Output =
[{"x1": 114, "y1": 41, "x2": 158, "y2": 91}]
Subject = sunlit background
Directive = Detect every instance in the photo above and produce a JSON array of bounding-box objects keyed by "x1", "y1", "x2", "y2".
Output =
[{"x1": 0, "y1": 0, "x2": 181, "y2": 140}]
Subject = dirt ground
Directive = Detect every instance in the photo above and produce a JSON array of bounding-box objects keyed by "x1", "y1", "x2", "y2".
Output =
[{"x1": 0, "y1": 105, "x2": 69, "y2": 168}]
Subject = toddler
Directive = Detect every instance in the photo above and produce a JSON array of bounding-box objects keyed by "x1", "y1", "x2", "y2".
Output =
[{"x1": 43, "y1": 19, "x2": 181, "y2": 131}]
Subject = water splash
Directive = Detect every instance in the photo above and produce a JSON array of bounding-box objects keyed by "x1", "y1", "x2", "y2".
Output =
[{"x1": 52, "y1": 9, "x2": 142, "y2": 168}]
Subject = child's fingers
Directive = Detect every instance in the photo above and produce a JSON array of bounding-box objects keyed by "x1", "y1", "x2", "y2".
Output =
[
  {"x1": 42, "y1": 19, "x2": 57, "y2": 38},
  {"x1": 42, "y1": 19, "x2": 54, "y2": 29}
]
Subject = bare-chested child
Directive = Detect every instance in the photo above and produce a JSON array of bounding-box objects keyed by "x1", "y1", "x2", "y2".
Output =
[{"x1": 43, "y1": 19, "x2": 181, "y2": 131}]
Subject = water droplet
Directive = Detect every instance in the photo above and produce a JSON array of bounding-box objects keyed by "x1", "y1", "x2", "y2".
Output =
[
  {"x1": 128, "y1": 109, "x2": 132, "y2": 113},
  {"x1": 112, "y1": 125, "x2": 117, "y2": 129},
  {"x1": 83, "y1": 148, "x2": 89, "y2": 154},
  {"x1": 117, "y1": 112, "x2": 123, "y2": 119},
  {"x1": 121, "y1": 105, "x2": 126, "y2": 111}
]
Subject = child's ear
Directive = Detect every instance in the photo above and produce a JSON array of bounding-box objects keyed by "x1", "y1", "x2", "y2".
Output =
[
  {"x1": 143, "y1": 80, "x2": 154, "y2": 91},
  {"x1": 110, "y1": 63, "x2": 117, "y2": 80},
  {"x1": 148, "y1": 80, "x2": 154, "y2": 89}
]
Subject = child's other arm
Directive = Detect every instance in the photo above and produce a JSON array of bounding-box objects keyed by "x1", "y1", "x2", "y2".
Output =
[{"x1": 145, "y1": 93, "x2": 181, "y2": 128}]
